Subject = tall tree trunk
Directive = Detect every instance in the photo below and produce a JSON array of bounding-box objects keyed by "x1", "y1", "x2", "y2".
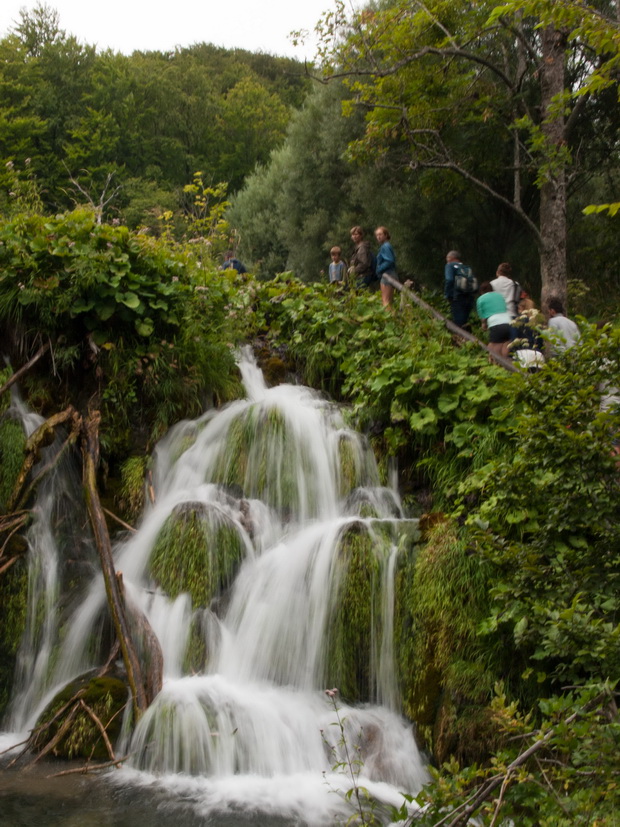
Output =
[{"x1": 539, "y1": 25, "x2": 568, "y2": 311}]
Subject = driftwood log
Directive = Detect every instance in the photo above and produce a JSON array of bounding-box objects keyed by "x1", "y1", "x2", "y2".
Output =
[{"x1": 81, "y1": 410, "x2": 162, "y2": 721}]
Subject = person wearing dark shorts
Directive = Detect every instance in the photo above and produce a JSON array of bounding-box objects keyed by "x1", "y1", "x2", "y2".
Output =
[{"x1": 476, "y1": 282, "x2": 512, "y2": 357}]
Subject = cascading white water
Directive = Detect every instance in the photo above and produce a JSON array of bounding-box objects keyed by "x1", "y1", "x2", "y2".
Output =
[
  {"x1": 4, "y1": 347, "x2": 427, "y2": 824},
  {"x1": 5, "y1": 390, "x2": 88, "y2": 733}
]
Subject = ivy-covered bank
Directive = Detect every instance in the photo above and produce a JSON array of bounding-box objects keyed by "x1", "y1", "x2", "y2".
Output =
[
  {"x1": 249, "y1": 278, "x2": 620, "y2": 823},
  {"x1": 0, "y1": 217, "x2": 619, "y2": 823}
]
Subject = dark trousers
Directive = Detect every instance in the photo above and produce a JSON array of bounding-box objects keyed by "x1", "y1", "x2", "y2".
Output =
[{"x1": 451, "y1": 294, "x2": 475, "y2": 328}]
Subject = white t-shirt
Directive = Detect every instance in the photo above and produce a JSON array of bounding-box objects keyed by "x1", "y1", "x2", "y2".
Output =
[
  {"x1": 547, "y1": 314, "x2": 580, "y2": 352},
  {"x1": 490, "y1": 276, "x2": 518, "y2": 317}
]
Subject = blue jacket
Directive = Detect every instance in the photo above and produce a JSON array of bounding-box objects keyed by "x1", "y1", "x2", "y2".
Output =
[
  {"x1": 376, "y1": 242, "x2": 396, "y2": 276},
  {"x1": 221, "y1": 258, "x2": 247, "y2": 274},
  {"x1": 444, "y1": 261, "x2": 460, "y2": 301}
]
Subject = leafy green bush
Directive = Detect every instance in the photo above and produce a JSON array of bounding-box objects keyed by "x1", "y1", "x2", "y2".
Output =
[{"x1": 0, "y1": 209, "x2": 248, "y2": 458}]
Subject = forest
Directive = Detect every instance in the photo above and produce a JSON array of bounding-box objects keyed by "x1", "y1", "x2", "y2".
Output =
[{"x1": 0, "y1": 1, "x2": 620, "y2": 825}]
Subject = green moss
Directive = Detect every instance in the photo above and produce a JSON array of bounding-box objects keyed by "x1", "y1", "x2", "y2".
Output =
[
  {"x1": 149, "y1": 502, "x2": 246, "y2": 609},
  {"x1": 262, "y1": 355, "x2": 289, "y2": 385},
  {"x1": 0, "y1": 417, "x2": 26, "y2": 512},
  {"x1": 395, "y1": 519, "x2": 502, "y2": 763},
  {"x1": 0, "y1": 558, "x2": 28, "y2": 716},
  {"x1": 325, "y1": 523, "x2": 381, "y2": 702},
  {"x1": 211, "y1": 405, "x2": 316, "y2": 514},
  {"x1": 32, "y1": 675, "x2": 128, "y2": 760},
  {"x1": 183, "y1": 612, "x2": 209, "y2": 674},
  {"x1": 117, "y1": 455, "x2": 147, "y2": 522},
  {"x1": 338, "y1": 434, "x2": 362, "y2": 496},
  {"x1": 0, "y1": 368, "x2": 11, "y2": 415}
]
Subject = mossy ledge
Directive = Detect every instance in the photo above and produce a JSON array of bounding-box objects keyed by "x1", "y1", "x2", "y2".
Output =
[{"x1": 149, "y1": 501, "x2": 247, "y2": 610}]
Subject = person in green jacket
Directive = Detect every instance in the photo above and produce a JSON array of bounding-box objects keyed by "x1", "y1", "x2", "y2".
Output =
[{"x1": 476, "y1": 281, "x2": 512, "y2": 357}]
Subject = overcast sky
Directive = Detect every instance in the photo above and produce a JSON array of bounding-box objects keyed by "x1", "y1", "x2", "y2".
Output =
[{"x1": 0, "y1": 0, "x2": 340, "y2": 59}]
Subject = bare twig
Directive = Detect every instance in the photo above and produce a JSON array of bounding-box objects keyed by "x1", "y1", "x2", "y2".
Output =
[
  {"x1": 0, "y1": 342, "x2": 50, "y2": 398},
  {"x1": 46, "y1": 754, "x2": 129, "y2": 777},
  {"x1": 79, "y1": 699, "x2": 116, "y2": 762},
  {"x1": 102, "y1": 507, "x2": 136, "y2": 534},
  {"x1": 0, "y1": 556, "x2": 19, "y2": 575},
  {"x1": 23, "y1": 705, "x2": 79, "y2": 768}
]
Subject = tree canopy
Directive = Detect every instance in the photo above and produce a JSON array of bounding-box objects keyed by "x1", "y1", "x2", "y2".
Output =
[
  {"x1": 0, "y1": 3, "x2": 310, "y2": 227},
  {"x1": 312, "y1": 0, "x2": 620, "y2": 306}
]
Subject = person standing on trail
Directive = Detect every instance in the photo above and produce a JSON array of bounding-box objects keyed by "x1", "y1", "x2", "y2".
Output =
[
  {"x1": 328, "y1": 246, "x2": 347, "y2": 284},
  {"x1": 476, "y1": 281, "x2": 512, "y2": 358},
  {"x1": 375, "y1": 226, "x2": 397, "y2": 308},
  {"x1": 348, "y1": 226, "x2": 374, "y2": 288},
  {"x1": 490, "y1": 262, "x2": 520, "y2": 318},
  {"x1": 444, "y1": 250, "x2": 475, "y2": 329}
]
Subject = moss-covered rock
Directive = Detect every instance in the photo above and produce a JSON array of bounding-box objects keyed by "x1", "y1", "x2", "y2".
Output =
[
  {"x1": 116, "y1": 455, "x2": 148, "y2": 523},
  {"x1": 0, "y1": 557, "x2": 28, "y2": 717},
  {"x1": 149, "y1": 501, "x2": 246, "y2": 610},
  {"x1": 32, "y1": 674, "x2": 128, "y2": 760},
  {"x1": 0, "y1": 416, "x2": 26, "y2": 512},
  {"x1": 325, "y1": 522, "x2": 381, "y2": 702},
  {"x1": 395, "y1": 518, "x2": 503, "y2": 764},
  {"x1": 210, "y1": 406, "x2": 313, "y2": 515}
]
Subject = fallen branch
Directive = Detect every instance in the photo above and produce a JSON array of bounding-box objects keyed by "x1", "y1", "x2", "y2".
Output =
[
  {"x1": 0, "y1": 556, "x2": 19, "y2": 576},
  {"x1": 415, "y1": 690, "x2": 611, "y2": 827},
  {"x1": 102, "y1": 507, "x2": 136, "y2": 533},
  {"x1": 79, "y1": 699, "x2": 116, "y2": 762},
  {"x1": 0, "y1": 342, "x2": 50, "y2": 398},
  {"x1": 82, "y1": 409, "x2": 148, "y2": 721},
  {"x1": 7, "y1": 406, "x2": 81, "y2": 513},
  {"x1": 47, "y1": 754, "x2": 129, "y2": 777},
  {"x1": 0, "y1": 735, "x2": 30, "y2": 757},
  {"x1": 117, "y1": 571, "x2": 163, "y2": 705},
  {"x1": 0, "y1": 511, "x2": 30, "y2": 558}
]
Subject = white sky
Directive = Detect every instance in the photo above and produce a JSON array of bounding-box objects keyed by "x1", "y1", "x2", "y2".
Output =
[{"x1": 0, "y1": 0, "x2": 339, "y2": 59}]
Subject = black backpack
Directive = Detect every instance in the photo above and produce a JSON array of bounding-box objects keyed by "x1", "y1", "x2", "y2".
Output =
[{"x1": 453, "y1": 263, "x2": 478, "y2": 294}]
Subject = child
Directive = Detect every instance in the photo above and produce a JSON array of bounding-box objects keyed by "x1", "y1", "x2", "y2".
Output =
[{"x1": 328, "y1": 246, "x2": 347, "y2": 284}]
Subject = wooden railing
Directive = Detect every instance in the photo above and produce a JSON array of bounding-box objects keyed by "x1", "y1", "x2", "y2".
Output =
[{"x1": 384, "y1": 274, "x2": 519, "y2": 373}]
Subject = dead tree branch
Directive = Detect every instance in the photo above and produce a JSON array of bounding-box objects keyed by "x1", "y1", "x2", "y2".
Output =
[
  {"x1": 7, "y1": 406, "x2": 81, "y2": 513},
  {"x1": 81, "y1": 410, "x2": 151, "y2": 720},
  {"x1": 0, "y1": 342, "x2": 50, "y2": 399},
  {"x1": 79, "y1": 699, "x2": 116, "y2": 762}
]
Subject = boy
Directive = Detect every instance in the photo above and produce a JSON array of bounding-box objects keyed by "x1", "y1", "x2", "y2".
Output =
[{"x1": 328, "y1": 246, "x2": 346, "y2": 284}]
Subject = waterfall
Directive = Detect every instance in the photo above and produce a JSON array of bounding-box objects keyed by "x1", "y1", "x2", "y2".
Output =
[
  {"x1": 5, "y1": 390, "x2": 91, "y2": 732},
  {"x1": 3, "y1": 347, "x2": 427, "y2": 823}
]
